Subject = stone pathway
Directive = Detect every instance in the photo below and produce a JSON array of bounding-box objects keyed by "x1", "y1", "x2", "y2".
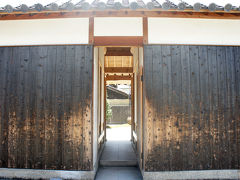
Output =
[
  {"x1": 95, "y1": 137, "x2": 142, "y2": 180},
  {"x1": 100, "y1": 140, "x2": 137, "y2": 166}
]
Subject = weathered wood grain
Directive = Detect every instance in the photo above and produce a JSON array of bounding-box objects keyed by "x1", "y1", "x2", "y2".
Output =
[
  {"x1": 180, "y1": 45, "x2": 191, "y2": 170},
  {"x1": 143, "y1": 45, "x2": 240, "y2": 171},
  {"x1": 0, "y1": 45, "x2": 93, "y2": 170}
]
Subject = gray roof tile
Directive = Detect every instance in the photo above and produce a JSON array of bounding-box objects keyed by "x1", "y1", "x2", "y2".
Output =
[{"x1": 0, "y1": 0, "x2": 239, "y2": 13}]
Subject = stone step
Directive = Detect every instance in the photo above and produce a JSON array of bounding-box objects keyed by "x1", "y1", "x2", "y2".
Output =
[{"x1": 100, "y1": 160, "x2": 138, "y2": 167}]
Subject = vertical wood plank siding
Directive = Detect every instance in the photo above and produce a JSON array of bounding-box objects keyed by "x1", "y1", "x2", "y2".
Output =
[
  {"x1": 0, "y1": 45, "x2": 93, "y2": 170},
  {"x1": 143, "y1": 45, "x2": 240, "y2": 171}
]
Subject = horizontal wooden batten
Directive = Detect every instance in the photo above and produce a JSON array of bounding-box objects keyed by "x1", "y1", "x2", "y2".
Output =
[
  {"x1": 105, "y1": 75, "x2": 132, "y2": 81},
  {"x1": 1, "y1": 11, "x2": 240, "y2": 21},
  {"x1": 105, "y1": 67, "x2": 133, "y2": 73},
  {"x1": 94, "y1": 36, "x2": 143, "y2": 46}
]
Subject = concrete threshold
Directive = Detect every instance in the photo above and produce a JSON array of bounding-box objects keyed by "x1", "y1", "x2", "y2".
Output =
[
  {"x1": 0, "y1": 168, "x2": 95, "y2": 180},
  {"x1": 143, "y1": 169, "x2": 240, "y2": 180}
]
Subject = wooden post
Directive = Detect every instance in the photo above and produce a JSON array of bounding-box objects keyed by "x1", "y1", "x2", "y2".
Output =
[
  {"x1": 89, "y1": 17, "x2": 94, "y2": 44},
  {"x1": 131, "y1": 74, "x2": 135, "y2": 142},
  {"x1": 143, "y1": 17, "x2": 148, "y2": 44},
  {"x1": 104, "y1": 77, "x2": 107, "y2": 142}
]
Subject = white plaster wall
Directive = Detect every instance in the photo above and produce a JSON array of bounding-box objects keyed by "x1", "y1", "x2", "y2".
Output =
[
  {"x1": 0, "y1": 18, "x2": 89, "y2": 46},
  {"x1": 94, "y1": 17, "x2": 143, "y2": 36},
  {"x1": 148, "y1": 18, "x2": 240, "y2": 45}
]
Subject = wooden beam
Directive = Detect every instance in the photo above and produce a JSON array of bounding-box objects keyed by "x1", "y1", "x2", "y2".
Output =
[
  {"x1": 105, "y1": 47, "x2": 133, "y2": 56},
  {"x1": 89, "y1": 17, "x2": 94, "y2": 44},
  {"x1": 94, "y1": 36, "x2": 143, "y2": 46},
  {"x1": 105, "y1": 67, "x2": 133, "y2": 73},
  {"x1": 1, "y1": 10, "x2": 240, "y2": 20},
  {"x1": 106, "y1": 75, "x2": 132, "y2": 81},
  {"x1": 143, "y1": 17, "x2": 148, "y2": 44}
]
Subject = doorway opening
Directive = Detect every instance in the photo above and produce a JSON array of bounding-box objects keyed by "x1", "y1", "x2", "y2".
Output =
[
  {"x1": 94, "y1": 46, "x2": 143, "y2": 169},
  {"x1": 106, "y1": 80, "x2": 132, "y2": 141}
]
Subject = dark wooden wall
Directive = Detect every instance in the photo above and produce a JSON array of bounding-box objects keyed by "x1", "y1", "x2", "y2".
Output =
[
  {"x1": 0, "y1": 45, "x2": 93, "y2": 170},
  {"x1": 143, "y1": 45, "x2": 240, "y2": 171}
]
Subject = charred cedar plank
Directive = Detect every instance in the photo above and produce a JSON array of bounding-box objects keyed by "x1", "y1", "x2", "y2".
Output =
[
  {"x1": 0, "y1": 47, "x2": 11, "y2": 167},
  {"x1": 37, "y1": 47, "x2": 47, "y2": 168},
  {"x1": 208, "y1": 46, "x2": 219, "y2": 169},
  {"x1": 152, "y1": 45, "x2": 161, "y2": 170},
  {"x1": 7, "y1": 47, "x2": 17, "y2": 168},
  {"x1": 74, "y1": 46, "x2": 84, "y2": 170},
  {"x1": 83, "y1": 45, "x2": 93, "y2": 170},
  {"x1": 69, "y1": 46, "x2": 76, "y2": 169},
  {"x1": 63, "y1": 46, "x2": 75, "y2": 170},
  {"x1": 143, "y1": 45, "x2": 153, "y2": 171},
  {"x1": 216, "y1": 46, "x2": 227, "y2": 169},
  {"x1": 23, "y1": 47, "x2": 30, "y2": 168},
  {"x1": 166, "y1": 46, "x2": 173, "y2": 170},
  {"x1": 48, "y1": 46, "x2": 59, "y2": 169},
  {"x1": 198, "y1": 46, "x2": 210, "y2": 169},
  {"x1": 158, "y1": 45, "x2": 164, "y2": 170},
  {"x1": 41, "y1": 46, "x2": 48, "y2": 169},
  {"x1": 81, "y1": 45, "x2": 87, "y2": 170},
  {"x1": 72, "y1": 46, "x2": 78, "y2": 170},
  {"x1": 161, "y1": 45, "x2": 171, "y2": 171},
  {"x1": 6, "y1": 47, "x2": 15, "y2": 168},
  {"x1": 15, "y1": 46, "x2": 22, "y2": 168},
  {"x1": 45, "y1": 46, "x2": 57, "y2": 169},
  {"x1": 234, "y1": 47, "x2": 240, "y2": 168},
  {"x1": 225, "y1": 46, "x2": 234, "y2": 168},
  {"x1": 81, "y1": 45, "x2": 92, "y2": 170},
  {"x1": 158, "y1": 45, "x2": 164, "y2": 171},
  {"x1": 229, "y1": 46, "x2": 238, "y2": 168},
  {"x1": 180, "y1": 45, "x2": 191, "y2": 170},
  {"x1": 16, "y1": 46, "x2": 24, "y2": 168},
  {"x1": 19, "y1": 47, "x2": 30, "y2": 168},
  {"x1": 28, "y1": 47, "x2": 37, "y2": 168},
  {"x1": 34, "y1": 46, "x2": 43, "y2": 168},
  {"x1": 0, "y1": 47, "x2": 4, "y2": 167},
  {"x1": 171, "y1": 45, "x2": 182, "y2": 170},
  {"x1": 56, "y1": 46, "x2": 66, "y2": 169},
  {"x1": 189, "y1": 45, "x2": 201, "y2": 169}
]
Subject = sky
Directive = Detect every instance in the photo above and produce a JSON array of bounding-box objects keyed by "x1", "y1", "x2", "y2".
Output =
[{"x1": 0, "y1": 0, "x2": 240, "y2": 8}]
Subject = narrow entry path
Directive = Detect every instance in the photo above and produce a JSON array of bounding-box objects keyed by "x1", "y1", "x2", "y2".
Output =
[{"x1": 95, "y1": 140, "x2": 142, "y2": 180}]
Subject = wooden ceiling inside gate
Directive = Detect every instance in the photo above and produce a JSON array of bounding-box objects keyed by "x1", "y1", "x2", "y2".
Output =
[
  {"x1": 105, "y1": 56, "x2": 133, "y2": 68},
  {"x1": 105, "y1": 47, "x2": 133, "y2": 68},
  {"x1": 104, "y1": 47, "x2": 133, "y2": 83}
]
